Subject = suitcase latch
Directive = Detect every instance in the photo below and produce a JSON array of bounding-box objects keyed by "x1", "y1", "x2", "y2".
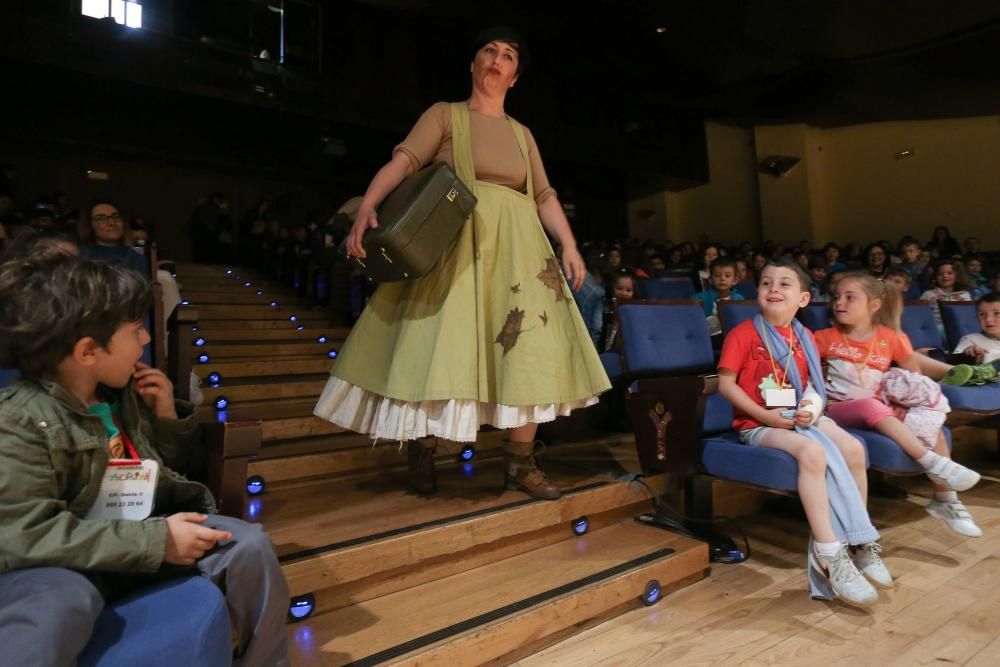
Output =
[
  {"x1": 446, "y1": 187, "x2": 458, "y2": 202},
  {"x1": 380, "y1": 247, "x2": 393, "y2": 264}
]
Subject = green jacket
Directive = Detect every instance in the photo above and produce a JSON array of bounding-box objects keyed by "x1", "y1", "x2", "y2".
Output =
[{"x1": 0, "y1": 379, "x2": 216, "y2": 575}]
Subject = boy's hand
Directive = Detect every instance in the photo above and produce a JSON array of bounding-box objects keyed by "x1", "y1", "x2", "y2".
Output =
[
  {"x1": 966, "y1": 345, "x2": 988, "y2": 363},
  {"x1": 762, "y1": 408, "x2": 796, "y2": 429},
  {"x1": 164, "y1": 513, "x2": 232, "y2": 566},
  {"x1": 133, "y1": 362, "x2": 177, "y2": 419}
]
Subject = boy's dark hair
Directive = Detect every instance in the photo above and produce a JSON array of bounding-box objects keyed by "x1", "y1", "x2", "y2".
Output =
[
  {"x1": 2, "y1": 228, "x2": 78, "y2": 263},
  {"x1": 977, "y1": 291, "x2": 1000, "y2": 307},
  {"x1": 884, "y1": 266, "x2": 911, "y2": 283},
  {"x1": 0, "y1": 255, "x2": 151, "y2": 380},
  {"x1": 762, "y1": 257, "x2": 811, "y2": 291},
  {"x1": 709, "y1": 256, "x2": 738, "y2": 273}
]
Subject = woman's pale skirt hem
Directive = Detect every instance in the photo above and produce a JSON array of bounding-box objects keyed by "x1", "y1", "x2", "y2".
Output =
[{"x1": 313, "y1": 375, "x2": 600, "y2": 443}]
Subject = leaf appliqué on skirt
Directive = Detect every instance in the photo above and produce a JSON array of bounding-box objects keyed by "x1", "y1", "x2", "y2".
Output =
[
  {"x1": 496, "y1": 307, "x2": 527, "y2": 356},
  {"x1": 537, "y1": 257, "x2": 567, "y2": 302}
]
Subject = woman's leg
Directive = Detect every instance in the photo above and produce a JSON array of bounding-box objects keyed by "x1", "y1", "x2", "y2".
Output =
[
  {"x1": 756, "y1": 428, "x2": 836, "y2": 543},
  {"x1": 504, "y1": 422, "x2": 560, "y2": 500},
  {"x1": 817, "y1": 419, "x2": 868, "y2": 504}
]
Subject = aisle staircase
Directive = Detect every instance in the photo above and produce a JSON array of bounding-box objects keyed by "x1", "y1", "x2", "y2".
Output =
[{"x1": 176, "y1": 264, "x2": 709, "y2": 666}]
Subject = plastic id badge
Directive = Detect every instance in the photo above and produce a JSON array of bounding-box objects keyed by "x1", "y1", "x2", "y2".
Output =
[
  {"x1": 763, "y1": 387, "x2": 797, "y2": 408},
  {"x1": 85, "y1": 459, "x2": 159, "y2": 521}
]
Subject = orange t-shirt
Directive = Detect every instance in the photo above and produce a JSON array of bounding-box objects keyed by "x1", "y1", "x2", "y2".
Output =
[{"x1": 813, "y1": 325, "x2": 914, "y2": 400}]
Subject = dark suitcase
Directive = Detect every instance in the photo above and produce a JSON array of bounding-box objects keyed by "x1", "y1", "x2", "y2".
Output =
[{"x1": 353, "y1": 162, "x2": 477, "y2": 282}]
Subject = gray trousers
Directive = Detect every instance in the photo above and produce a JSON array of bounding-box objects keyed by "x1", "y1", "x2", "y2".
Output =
[{"x1": 0, "y1": 515, "x2": 289, "y2": 667}]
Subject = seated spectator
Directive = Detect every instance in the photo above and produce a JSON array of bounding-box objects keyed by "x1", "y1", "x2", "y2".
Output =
[
  {"x1": 884, "y1": 266, "x2": 912, "y2": 296},
  {"x1": 560, "y1": 244, "x2": 605, "y2": 347},
  {"x1": 693, "y1": 256, "x2": 744, "y2": 338},
  {"x1": 952, "y1": 292, "x2": 1000, "y2": 368},
  {"x1": 964, "y1": 255, "x2": 988, "y2": 290},
  {"x1": 807, "y1": 257, "x2": 830, "y2": 302},
  {"x1": 0, "y1": 254, "x2": 290, "y2": 666},
  {"x1": 77, "y1": 200, "x2": 150, "y2": 277},
  {"x1": 600, "y1": 270, "x2": 636, "y2": 352},
  {"x1": 822, "y1": 242, "x2": 846, "y2": 272},
  {"x1": 927, "y1": 225, "x2": 961, "y2": 258},
  {"x1": 696, "y1": 243, "x2": 721, "y2": 290},
  {"x1": 921, "y1": 259, "x2": 973, "y2": 331},
  {"x1": 864, "y1": 242, "x2": 890, "y2": 279},
  {"x1": 898, "y1": 239, "x2": 926, "y2": 283}
]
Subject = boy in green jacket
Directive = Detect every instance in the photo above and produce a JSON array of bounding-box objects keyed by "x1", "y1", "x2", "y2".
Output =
[{"x1": 0, "y1": 254, "x2": 289, "y2": 667}]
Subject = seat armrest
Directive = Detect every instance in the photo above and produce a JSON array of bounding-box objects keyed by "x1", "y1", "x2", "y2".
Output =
[
  {"x1": 201, "y1": 420, "x2": 263, "y2": 517},
  {"x1": 627, "y1": 374, "x2": 712, "y2": 475}
]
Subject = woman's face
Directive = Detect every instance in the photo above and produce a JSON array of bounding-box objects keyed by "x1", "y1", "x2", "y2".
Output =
[
  {"x1": 471, "y1": 41, "x2": 519, "y2": 94},
  {"x1": 91, "y1": 203, "x2": 124, "y2": 245},
  {"x1": 866, "y1": 246, "x2": 886, "y2": 269}
]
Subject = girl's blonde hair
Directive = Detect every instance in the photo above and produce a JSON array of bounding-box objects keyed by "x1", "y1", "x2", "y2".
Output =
[{"x1": 835, "y1": 270, "x2": 903, "y2": 331}]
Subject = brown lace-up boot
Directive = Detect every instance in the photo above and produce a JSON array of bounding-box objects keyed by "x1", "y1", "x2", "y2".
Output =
[
  {"x1": 503, "y1": 440, "x2": 561, "y2": 500},
  {"x1": 407, "y1": 438, "x2": 437, "y2": 495}
]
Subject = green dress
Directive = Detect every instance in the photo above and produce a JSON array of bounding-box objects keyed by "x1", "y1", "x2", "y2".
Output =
[{"x1": 314, "y1": 103, "x2": 610, "y2": 442}]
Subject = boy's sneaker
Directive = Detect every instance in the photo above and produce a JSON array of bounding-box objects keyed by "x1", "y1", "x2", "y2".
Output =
[
  {"x1": 970, "y1": 363, "x2": 999, "y2": 384},
  {"x1": 852, "y1": 542, "x2": 894, "y2": 589},
  {"x1": 926, "y1": 457, "x2": 981, "y2": 492},
  {"x1": 940, "y1": 364, "x2": 974, "y2": 386},
  {"x1": 927, "y1": 499, "x2": 982, "y2": 537},
  {"x1": 809, "y1": 544, "x2": 879, "y2": 607}
]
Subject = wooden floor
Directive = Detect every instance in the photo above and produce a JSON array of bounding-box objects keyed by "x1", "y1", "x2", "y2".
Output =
[{"x1": 515, "y1": 435, "x2": 1000, "y2": 667}]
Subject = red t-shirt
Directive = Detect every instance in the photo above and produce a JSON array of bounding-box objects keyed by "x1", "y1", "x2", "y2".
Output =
[{"x1": 718, "y1": 319, "x2": 816, "y2": 432}]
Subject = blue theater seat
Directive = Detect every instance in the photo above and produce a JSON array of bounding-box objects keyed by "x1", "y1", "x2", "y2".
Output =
[
  {"x1": 79, "y1": 575, "x2": 232, "y2": 667},
  {"x1": 0, "y1": 368, "x2": 19, "y2": 389},
  {"x1": 939, "y1": 301, "x2": 979, "y2": 351},
  {"x1": 600, "y1": 351, "x2": 622, "y2": 381},
  {"x1": 639, "y1": 277, "x2": 696, "y2": 299},
  {"x1": 718, "y1": 301, "x2": 760, "y2": 336},
  {"x1": 797, "y1": 303, "x2": 831, "y2": 332},
  {"x1": 901, "y1": 301, "x2": 944, "y2": 351}
]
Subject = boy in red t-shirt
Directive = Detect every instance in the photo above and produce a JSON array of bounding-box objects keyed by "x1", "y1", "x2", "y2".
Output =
[{"x1": 718, "y1": 258, "x2": 887, "y2": 607}]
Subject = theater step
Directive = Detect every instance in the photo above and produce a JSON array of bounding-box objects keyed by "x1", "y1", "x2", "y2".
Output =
[
  {"x1": 249, "y1": 431, "x2": 507, "y2": 484},
  {"x1": 197, "y1": 319, "x2": 330, "y2": 332},
  {"x1": 287, "y1": 520, "x2": 708, "y2": 666},
  {"x1": 192, "y1": 328, "x2": 348, "y2": 343},
  {"x1": 260, "y1": 437, "x2": 647, "y2": 601},
  {"x1": 194, "y1": 304, "x2": 328, "y2": 321},
  {"x1": 194, "y1": 358, "x2": 334, "y2": 382},
  {"x1": 182, "y1": 291, "x2": 312, "y2": 306},
  {"x1": 200, "y1": 376, "x2": 329, "y2": 404},
  {"x1": 196, "y1": 341, "x2": 333, "y2": 359}
]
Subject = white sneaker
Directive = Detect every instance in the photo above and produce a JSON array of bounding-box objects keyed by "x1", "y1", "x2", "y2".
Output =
[
  {"x1": 926, "y1": 458, "x2": 981, "y2": 492},
  {"x1": 809, "y1": 544, "x2": 879, "y2": 607},
  {"x1": 927, "y1": 499, "x2": 983, "y2": 537},
  {"x1": 852, "y1": 542, "x2": 894, "y2": 589}
]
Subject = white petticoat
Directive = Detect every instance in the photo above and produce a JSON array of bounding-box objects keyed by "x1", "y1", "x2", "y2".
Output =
[{"x1": 313, "y1": 375, "x2": 599, "y2": 443}]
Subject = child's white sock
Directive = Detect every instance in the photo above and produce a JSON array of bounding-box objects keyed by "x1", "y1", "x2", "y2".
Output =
[
  {"x1": 934, "y1": 490, "x2": 958, "y2": 503},
  {"x1": 917, "y1": 450, "x2": 941, "y2": 470},
  {"x1": 814, "y1": 540, "x2": 842, "y2": 559}
]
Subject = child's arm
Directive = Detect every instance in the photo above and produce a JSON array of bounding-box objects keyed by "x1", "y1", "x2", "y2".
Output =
[
  {"x1": 132, "y1": 363, "x2": 204, "y2": 474},
  {"x1": 718, "y1": 369, "x2": 795, "y2": 429}
]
